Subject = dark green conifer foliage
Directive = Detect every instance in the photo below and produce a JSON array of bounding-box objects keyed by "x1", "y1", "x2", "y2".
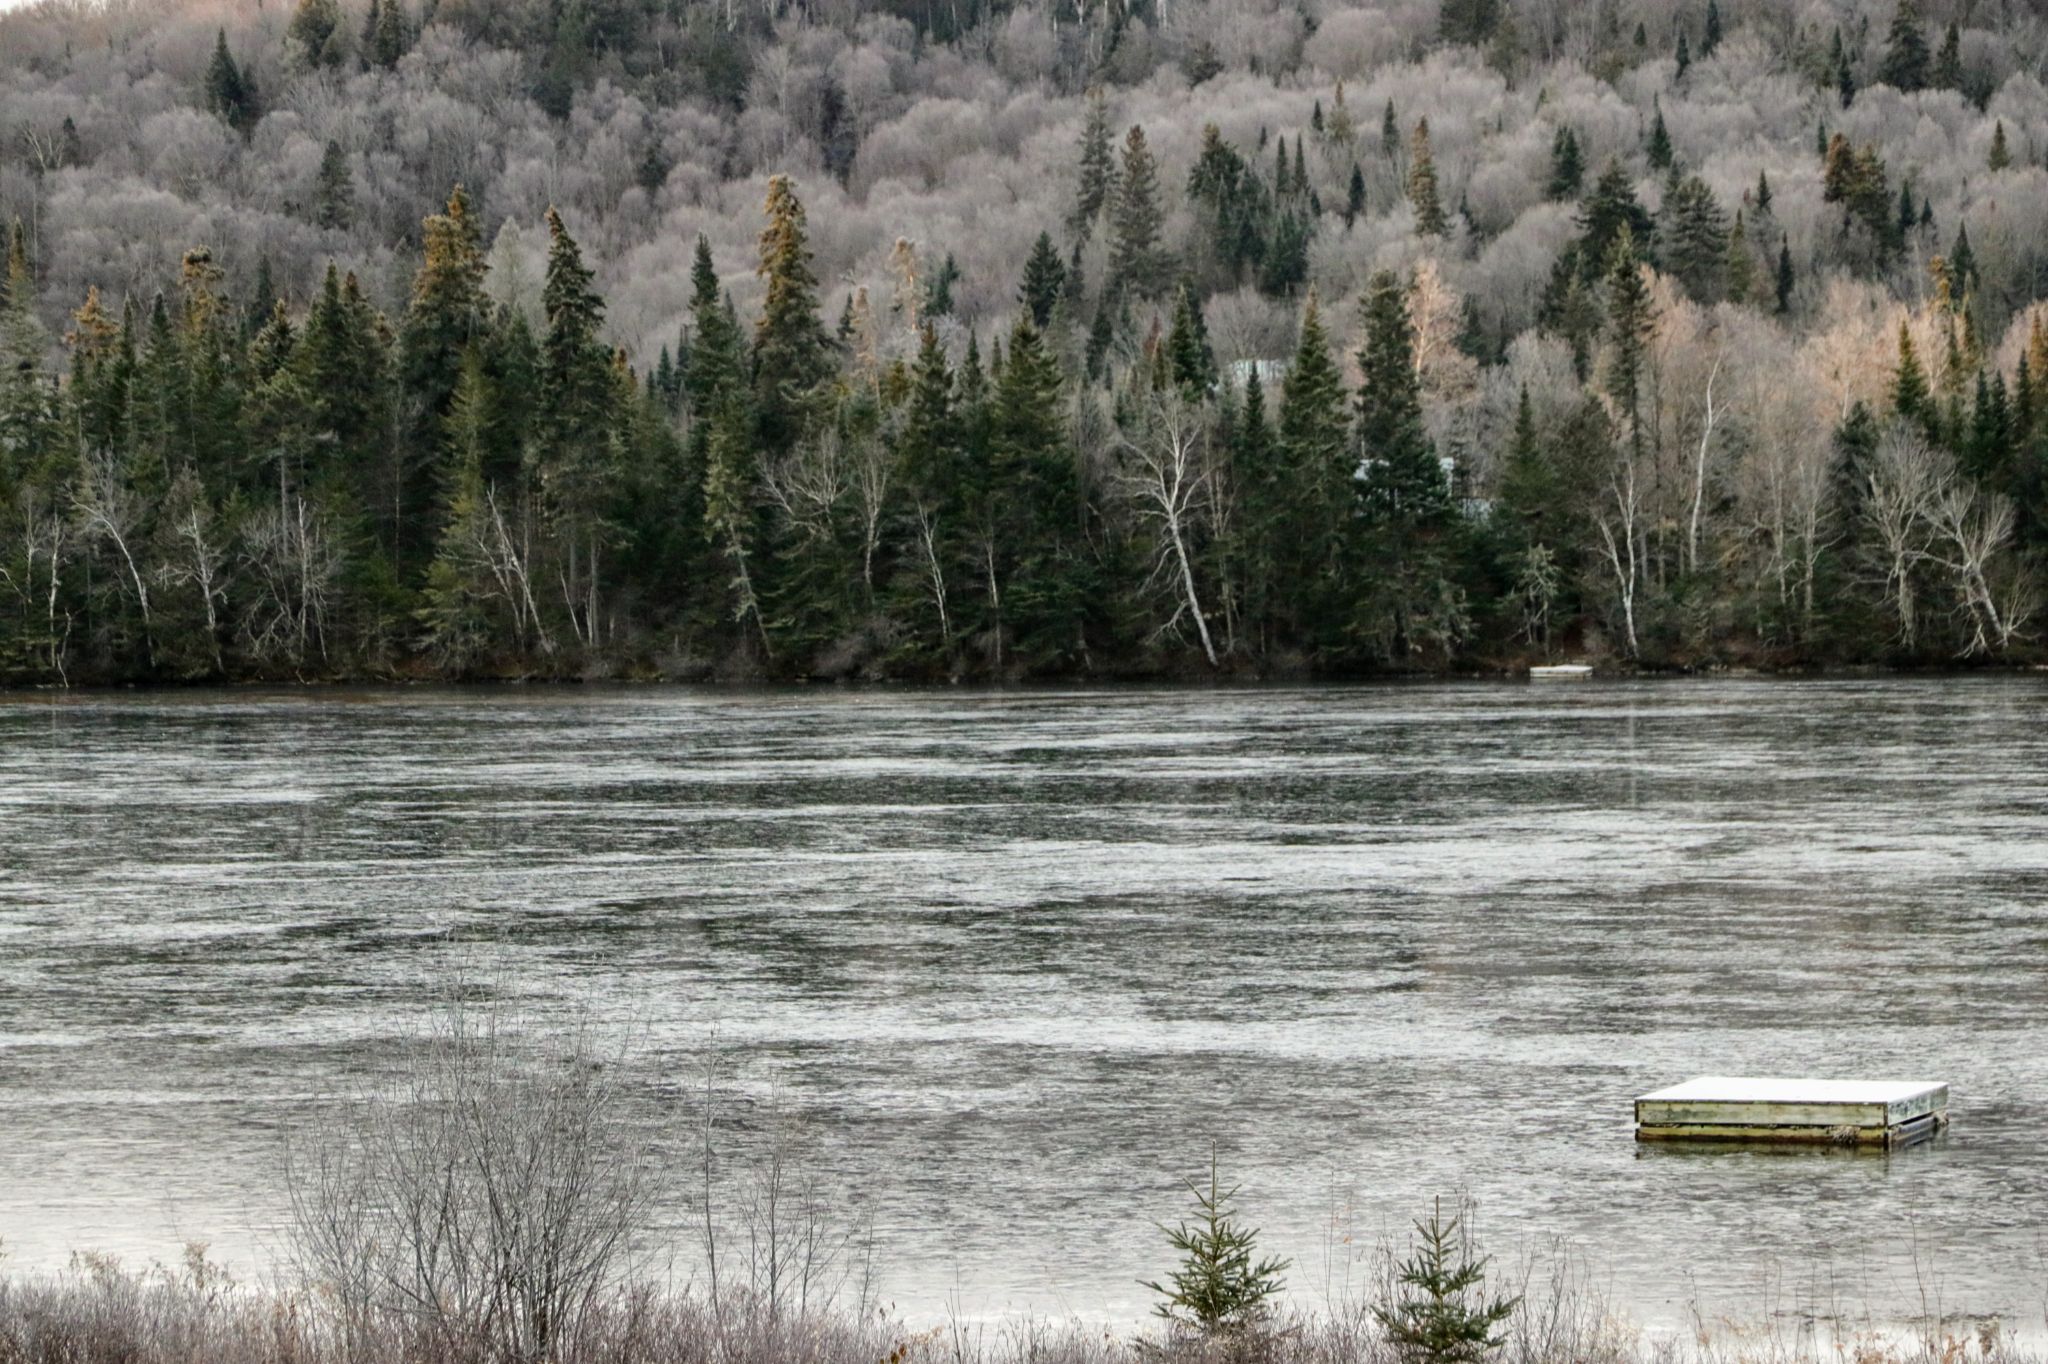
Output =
[
  {"x1": 1878, "y1": 0, "x2": 1930, "y2": 91},
  {"x1": 1407, "y1": 119, "x2": 1448, "y2": 236},
  {"x1": 1988, "y1": 121, "x2": 2011, "y2": 172},
  {"x1": 288, "y1": 0, "x2": 344, "y2": 67},
  {"x1": 1276, "y1": 294, "x2": 1353, "y2": 647},
  {"x1": 1165, "y1": 284, "x2": 1215, "y2": 398},
  {"x1": 1372, "y1": 1199, "x2": 1520, "y2": 1364},
  {"x1": 1702, "y1": 0, "x2": 1723, "y2": 55},
  {"x1": 1018, "y1": 231, "x2": 1067, "y2": 328},
  {"x1": 1604, "y1": 228, "x2": 1655, "y2": 459},
  {"x1": 204, "y1": 30, "x2": 259, "y2": 135},
  {"x1": 752, "y1": 175, "x2": 831, "y2": 450},
  {"x1": 1660, "y1": 175, "x2": 1728, "y2": 302},
  {"x1": 1072, "y1": 90, "x2": 1116, "y2": 237},
  {"x1": 1646, "y1": 102, "x2": 1674, "y2": 170},
  {"x1": 1775, "y1": 238, "x2": 1795, "y2": 313},
  {"x1": 1577, "y1": 161, "x2": 1655, "y2": 280},
  {"x1": 1143, "y1": 1154, "x2": 1289, "y2": 1336},
  {"x1": 1547, "y1": 127, "x2": 1583, "y2": 200},
  {"x1": 314, "y1": 141, "x2": 354, "y2": 230},
  {"x1": 371, "y1": 0, "x2": 409, "y2": 67},
  {"x1": 1675, "y1": 29, "x2": 1691, "y2": 78},
  {"x1": 1345, "y1": 163, "x2": 1366, "y2": 226},
  {"x1": 988, "y1": 317, "x2": 1084, "y2": 670},
  {"x1": 1933, "y1": 21, "x2": 1962, "y2": 89},
  {"x1": 1110, "y1": 125, "x2": 1171, "y2": 297}
]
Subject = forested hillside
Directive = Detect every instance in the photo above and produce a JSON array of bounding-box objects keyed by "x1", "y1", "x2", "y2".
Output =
[{"x1": 0, "y1": 0, "x2": 2044, "y2": 681}]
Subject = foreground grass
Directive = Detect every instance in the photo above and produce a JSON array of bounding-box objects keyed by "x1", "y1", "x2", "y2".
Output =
[{"x1": 0, "y1": 1246, "x2": 2026, "y2": 1364}]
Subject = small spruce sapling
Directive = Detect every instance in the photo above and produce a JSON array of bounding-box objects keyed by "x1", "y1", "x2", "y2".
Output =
[
  {"x1": 1144, "y1": 1150, "x2": 1290, "y2": 1338},
  {"x1": 1373, "y1": 1197, "x2": 1519, "y2": 1364}
]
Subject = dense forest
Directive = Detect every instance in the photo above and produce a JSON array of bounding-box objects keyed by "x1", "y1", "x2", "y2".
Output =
[{"x1": 0, "y1": 0, "x2": 2045, "y2": 681}]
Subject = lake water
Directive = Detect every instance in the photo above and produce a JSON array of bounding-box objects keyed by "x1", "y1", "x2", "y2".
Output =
[{"x1": 2, "y1": 679, "x2": 2046, "y2": 1332}]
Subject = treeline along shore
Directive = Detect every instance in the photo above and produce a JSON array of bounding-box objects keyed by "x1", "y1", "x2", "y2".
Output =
[{"x1": 5, "y1": 0, "x2": 2048, "y2": 684}]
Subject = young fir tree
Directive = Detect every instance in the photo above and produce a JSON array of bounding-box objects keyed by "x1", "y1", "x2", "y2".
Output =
[
  {"x1": 1754, "y1": 168, "x2": 1773, "y2": 217},
  {"x1": 1933, "y1": 21, "x2": 1962, "y2": 89},
  {"x1": 1988, "y1": 121, "x2": 2011, "y2": 172},
  {"x1": 1407, "y1": 118, "x2": 1448, "y2": 236},
  {"x1": 313, "y1": 140, "x2": 354, "y2": 230},
  {"x1": 1372, "y1": 1199, "x2": 1520, "y2": 1364},
  {"x1": 1071, "y1": 89, "x2": 1117, "y2": 238},
  {"x1": 1165, "y1": 283, "x2": 1215, "y2": 398},
  {"x1": 1018, "y1": 231, "x2": 1067, "y2": 329},
  {"x1": 204, "y1": 30, "x2": 259, "y2": 135},
  {"x1": 1878, "y1": 0, "x2": 1930, "y2": 92},
  {"x1": 1893, "y1": 321, "x2": 1933, "y2": 433},
  {"x1": 1143, "y1": 1153, "x2": 1290, "y2": 1338},
  {"x1": 753, "y1": 175, "x2": 832, "y2": 450},
  {"x1": 1547, "y1": 127, "x2": 1584, "y2": 200},
  {"x1": 1646, "y1": 102, "x2": 1674, "y2": 170},
  {"x1": 1110, "y1": 125, "x2": 1171, "y2": 298}
]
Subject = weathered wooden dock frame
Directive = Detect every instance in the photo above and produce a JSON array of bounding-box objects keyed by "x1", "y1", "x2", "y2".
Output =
[{"x1": 1635, "y1": 1077, "x2": 1949, "y2": 1148}]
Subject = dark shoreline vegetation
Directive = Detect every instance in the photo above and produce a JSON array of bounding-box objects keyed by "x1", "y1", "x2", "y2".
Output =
[{"x1": 5, "y1": 0, "x2": 2048, "y2": 686}]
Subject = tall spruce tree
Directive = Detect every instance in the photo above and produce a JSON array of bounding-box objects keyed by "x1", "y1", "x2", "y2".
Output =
[
  {"x1": 1110, "y1": 125, "x2": 1171, "y2": 297},
  {"x1": 1878, "y1": 0, "x2": 1930, "y2": 91},
  {"x1": 1407, "y1": 118, "x2": 1448, "y2": 236},
  {"x1": 1018, "y1": 231, "x2": 1066, "y2": 328},
  {"x1": 753, "y1": 175, "x2": 832, "y2": 450}
]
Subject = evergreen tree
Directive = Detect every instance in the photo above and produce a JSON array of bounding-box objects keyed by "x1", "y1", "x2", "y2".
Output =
[
  {"x1": 753, "y1": 175, "x2": 832, "y2": 449},
  {"x1": 1933, "y1": 21, "x2": 1962, "y2": 89},
  {"x1": 1231, "y1": 365, "x2": 1280, "y2": 652},
  {"x1": 1165, "y1": 284, "x2": 1216, "y2": 398},
  {"x1": 371, "y1": 0, "x2": 410, "y2": 68},
  {"x1": 1438, "y1": 0, "x2": 1500, "y2": 46},
  {"x1": 1276, "y1": 293, "x2": 1353, "y2": 647},
  {"x1": 1356, "y1": 269, "x2": 1455, "y2": 655},
  {"x1": 1407, "y1": 118, "x2": 1448, "y2": 236},
  {"x1": 204, "y1": 30, "x2": 259, "y2": 135},
  {"x1": 1702, "y1": 0, "x2": 1723, "y2": 56},
  {"x1": 1381, "y1": 99, "x2": 1400, "y2": 160},
  {"x1": 988, "y1": 317, "x2": 1084, "y2": 669},
  {"x1": 313, "y1": 140, "x2": 354, "y2": 230},
  {"x1": 1547, "y1": 127, "x2": 1584, "y2": 200},
  {"x1": 1675, "y1": 29, "x2": 1692, "y2": 79},
  {"x1": 1603, "y1": 228, "x2": 1655, "y2": 459},
  {"x1": 1893, "y1": 321, "x2": 1933, "y2": 432},
  {"x1": 1345, "y1": 162, "x2": 1366, "y2": 227},
  {"x1": 1725, "y1": 210, "x2": 1755, "y2": 305},
  {"x1": 537, "y1": 206, "x2": 618, "y2": 639},
  {"x1": 1646, "y1": 102, "x2": 1674, "y2": 170},
  {"x1": 1577, "y1": 161, "x2": 1654, "y2": 280},
  {"x1": 1071, "y1": 89, "x2": 1117, "y2": 238},
  {"x1": 1775, "y1": 237, "x2": 1795, "y2": 313},
  {"x1": 288, "y1": 0, "x2": 344, "y2": 66},
  {"x1": 1755, "y1": 168, "x2": 1773, "y2": 216},
  {"x1": 1988, "y1": 121, "x2": 2011, "y2": 172},
  {"x1": 1144, "y1": 1154, "x2": 1290, "y2": 1337},
  {"x1": 1018, "y1": 231, "x2": 1067, "y2": 329},
  {"x1": 1373, "y1": 1199, "x2": 1520, "y2": 1364},
  {"x1": 1660, "y1": 174, "x2": 1728, "y2": 302},
  {"x1": 399, "y1": 186, "x2": 489, "y2": 548},
  {"x1": 1878, "y1": 0, "x2": 1930, "y2": 92},
  {"x1": 1110, "y1": 125, "x2": 1172, "y2": 297}
]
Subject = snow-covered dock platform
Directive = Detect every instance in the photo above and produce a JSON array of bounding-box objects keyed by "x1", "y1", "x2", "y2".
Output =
[{"x1": 1635, "y1": 1077, "x2": 1948, "y2": 1148}]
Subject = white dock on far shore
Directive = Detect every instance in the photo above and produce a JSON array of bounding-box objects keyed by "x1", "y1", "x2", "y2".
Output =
[{"x1": 1635, "y1": 1077, "x2": 1949, "y2": 1148}]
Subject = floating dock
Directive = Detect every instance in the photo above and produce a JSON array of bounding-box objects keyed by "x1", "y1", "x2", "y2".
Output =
[
  {"x1": 1635, "y1": 1077, "x2": 1948, "y2": 1148},
  {"x1": 1529, "y1": 664, "x2": 1594, "y2": 680}
]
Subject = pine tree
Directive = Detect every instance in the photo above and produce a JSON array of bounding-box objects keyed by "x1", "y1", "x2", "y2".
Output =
[
  {"x1": 1893, "y1": 321, "x2": 1932, "y2": 431},
  {"x1": 1878, "y1": 0, "x2": 1930, "y2": 92},
  {"x1": 1725, "y1": 210, "x2": 1755, "y2": 305},
  {"x1": 1675, "y1": 29, "x2": 1691, "y2": 79},
  {"x1": 1933, "y1": 21, "x2": 1962, "y2": 89},
  {"x1": 288, "y1": 0, "x2": 344, "y2": 67},
  {"x1": 1165, "y1": 284, "x2": 1215, "y2": 398},
  {"x1": 204, "y1": 30, "x2": 258, "y2": 135},
  {"x1": 1702, "y1": 0, "x2": 1723, "y2": 56},
  {"x1": 371, "y1": 0, "x2": 409, "y2": 67},
  {"x1": 1381, "y1": 99, "x2": 1400, "y2": 160},
  {"x1": 398, "y1": 186, "x2": 489, "y2": 552},
  {"x1": 1755, "y1": 168, "x2": 1773, "y2": 216},
  {"x1": 1110, "y1": 125, "x2": 1171, "y2": 297},
  {"x1": 1951, "y1": 221, "x2": 1978, "y2": 298},
  {"x1": 1356, "y1": 269, "x2": 1449, "y2": 529},
  {"x1": 1407, "y1": 118, "x2": 1447, "y2": 236},
  {"x1": 1577, "y1": 161, "x2": 1654, "y2": 280},
  {"x1": 1604, "y1": 227, "x2": 1655, "y2": 459},
  {"x1": 1018, "y1": 231, "x2": 1066, "y2": 329},
  {"x1": 1547, "y1": 127, "x2": 1584, "y2": 200},
  {"x1": 313, "y1": 140, "x2": 354, "y2": 230},
  {"x1": 1646, "y1": 102, "x2": 1674, "y2": 170},
  {"x1": 1836, "y1": 38, "x2": 1857, "y2": 107},
  {"x1": 1661, "y1": 174, "x2": 1728, "y2": 302},
  {"x1": 1345, "y1": 162, "x2": 1366, "y2": 227},
  {"x1": 1775, "y1": 237, "x2": 1795, "y2": 313},
  {"x1": 1372, "y1": 1199, "x2": 1520, "y2": 1364},
  {"x1": 753, "y1": 175, "x2": 831, "y2": 449},
  {"x1": 1143, "y1": 1153, "x2": 1290, "y2": 1337},
  {"x1": 989, "y1": 317, "x2": 1084, "y2": 669},
  {"x1": 1072, "y1": 89, "x2": 1117, "y2": 238},
  {"x1": 538, "y1": 206, "x2": 618, "y2": 638},
  {"x1": 1988, "y1": 121, "x2": 2011, "y2": 172},
  {"x1": 1276, "y1": 293, "x2": 1353, "y2": 646}
]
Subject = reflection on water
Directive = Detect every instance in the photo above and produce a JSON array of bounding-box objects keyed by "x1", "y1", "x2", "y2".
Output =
[{"x1": 2, "y1": 679, "x2": 2046, "y2": 1327}]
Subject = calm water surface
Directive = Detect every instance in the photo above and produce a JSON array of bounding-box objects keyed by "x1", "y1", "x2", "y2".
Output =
[{"x1": 2, "y1": 679, "x2": 2046, "y2": 1330}]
